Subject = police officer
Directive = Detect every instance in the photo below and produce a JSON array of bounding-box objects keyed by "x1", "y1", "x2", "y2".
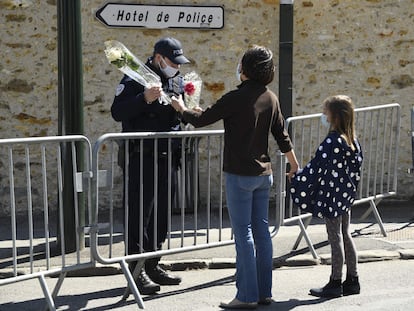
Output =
[{"x1": 111, "y1": 37, "x2": 190, "y2": 295}]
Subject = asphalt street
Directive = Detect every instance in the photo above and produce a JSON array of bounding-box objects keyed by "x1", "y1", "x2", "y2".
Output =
[
  {"x1": 1, "y1": 260, "x2": 414, "y2": 310},
  {"x1": 0, "y1": 202, "x2": 413, "y2": 310}
]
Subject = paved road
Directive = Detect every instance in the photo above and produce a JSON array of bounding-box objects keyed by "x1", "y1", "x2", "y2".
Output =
[
  {"x1": 1, "y1": 259, "x2": 414, "y2": 310},
  {"x1": 1, "y1": 202, "x2": 413, "y2": 310}
]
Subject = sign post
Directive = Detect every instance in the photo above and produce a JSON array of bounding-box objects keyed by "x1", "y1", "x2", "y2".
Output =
[
  {"x1": 279, "y1": 0, "x2": 294, "y2": 118},
  {"x1": 57, "y1": 0, "x2": 85, "y2": 252}
]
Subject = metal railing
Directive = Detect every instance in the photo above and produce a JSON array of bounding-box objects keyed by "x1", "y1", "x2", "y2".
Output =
[
  {"x1": 0, "y1": 135, "x2": 93, "y2": 311},
  {"x1": 284, "y1": 103, "x2": 401, "y2": 237},
  {"x1": 89, "y1": 130, "x2": 288, "y2": 308},
  {"x1": 0, "y1": 104, "x2": 401, "y2": 309}
]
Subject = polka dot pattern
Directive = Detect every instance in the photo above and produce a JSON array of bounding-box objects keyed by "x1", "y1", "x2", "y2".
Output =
[{"x1": 290, "y1": 132, "x2": 363, "y2": 219}]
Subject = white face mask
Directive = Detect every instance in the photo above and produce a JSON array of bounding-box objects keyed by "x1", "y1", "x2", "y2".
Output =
[
  {"x1": 160, "y1": 57, "x2": 179, "y2": 78},
  {"x1": 236, "y1": 63, "x2": 242, "y2": 82},
  {"x1": 320, "y1": 114, "x2": 330, "y2": 128}
]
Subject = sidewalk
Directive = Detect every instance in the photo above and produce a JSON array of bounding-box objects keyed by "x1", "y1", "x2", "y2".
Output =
[
  {"x1": 0, "y1": 200, "x2": 413, "y2": 277},
  {"x1": 156, "y1": 200, "x2": 414, "y2": 271}
]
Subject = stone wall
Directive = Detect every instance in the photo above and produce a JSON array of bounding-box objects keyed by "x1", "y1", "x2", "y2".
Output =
[
  {"x1": 293, "y1": 0, "x2": 414, "y2": 197},
  {"x1": 0, "y1": 0, "x2": 413, "y2": 215}
]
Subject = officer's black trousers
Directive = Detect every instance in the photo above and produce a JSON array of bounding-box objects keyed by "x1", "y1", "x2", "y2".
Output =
[{"x1": 126, "y1": 152, "x2": 178, "y2": 255}]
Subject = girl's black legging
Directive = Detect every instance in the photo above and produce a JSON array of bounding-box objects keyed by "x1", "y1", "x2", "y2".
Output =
[{"x1": 325, "y1": 211, "x2": 358, "y2": 280}]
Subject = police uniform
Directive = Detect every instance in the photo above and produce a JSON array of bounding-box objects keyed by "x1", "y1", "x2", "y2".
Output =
[{"x1": 111, "y1": 37, "x2": 189, "y2": 292}]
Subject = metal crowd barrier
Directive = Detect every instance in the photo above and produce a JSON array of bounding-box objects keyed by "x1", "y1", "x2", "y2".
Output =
[
  {"x1": 89, "y1": 130, "x2": 288, "y2": 308},
  {"x1": 0, "y1": 103, "x2": 401, "y2": 309},
  {"x1": 0, "y1": 131, "x2": 288, "y2": 310},
  {"x1": 284, "y1": 103, "x2": 401, "y2": 238},
  {"x1": 0, "y1": 135, "x2": 93, "y2": 311}
]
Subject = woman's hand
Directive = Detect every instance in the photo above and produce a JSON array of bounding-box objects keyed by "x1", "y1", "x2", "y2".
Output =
[
  {"x1": 286, "y1": 164, "x2": 299, "y2": 182},
  {"x1": 171, "y1": 95, "x2": 187, "y2": 113},
  {"x1": 192, "y1": 106, "x2": 203, "y2": 113},
  {"x1": 284, "y1": 150, "x2": 300, "y2": 182}
]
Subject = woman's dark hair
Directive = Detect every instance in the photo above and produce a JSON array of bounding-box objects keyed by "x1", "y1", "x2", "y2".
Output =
[{"x1": 241, "y1": 45, "x2": 275, "y2": 85}]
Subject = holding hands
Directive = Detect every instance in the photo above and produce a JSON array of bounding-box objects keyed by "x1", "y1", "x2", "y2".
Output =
[
  {"x1": 171, "y1": 95, "x2": 186, "y2": 113},
  {"x1": 171, "y1": 95, "x2": 203, "y2": 113}
]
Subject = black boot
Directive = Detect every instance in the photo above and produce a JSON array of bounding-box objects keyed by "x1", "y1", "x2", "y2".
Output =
[
  {"x1": 146, "y1": 257, "x2": 182, "y2": 285},
  {"x1": 129, "y1": 261, "x2": 160, "y2": 295},
  {"x1": 136, "y1": 268, "x2": 161, "y2": 295},
  {"x1": 342, "y1": 275, "x2": 360, "y2": 296},
  {"x1": 310, "y1": 278, "x2": 342, "y2": 298}
]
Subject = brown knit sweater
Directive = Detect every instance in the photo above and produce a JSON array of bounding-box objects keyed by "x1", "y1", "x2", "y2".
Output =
[{"x1": 182, "y1": 79, "x2": 293, "y2": 176}]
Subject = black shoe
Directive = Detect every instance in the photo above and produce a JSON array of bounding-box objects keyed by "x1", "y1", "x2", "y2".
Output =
[
  {"x1": 342, "y1": 275, "x2": 360, "y2": 296},
  {"x1": 309, "y1": 279, "x2": 342, "y2": 298},
  {"x1": 136, "y1": 269, "x2": 160, "y2": 295},
  {"x1": 146, "y1": 265, "x2": 182, "y2": 285},
  {"x1": 258, "y1": 297, "x2": 272, "y2": 305}
]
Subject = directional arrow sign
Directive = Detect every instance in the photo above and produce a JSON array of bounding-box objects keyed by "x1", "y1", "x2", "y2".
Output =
[{"x1": 95, "y1": 3, "x2": 224, "y2": 29}]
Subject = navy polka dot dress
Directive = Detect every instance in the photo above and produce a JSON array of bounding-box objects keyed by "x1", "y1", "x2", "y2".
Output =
[{"x1": 290, "y1": 131, "x2": 363, "y2": 219}]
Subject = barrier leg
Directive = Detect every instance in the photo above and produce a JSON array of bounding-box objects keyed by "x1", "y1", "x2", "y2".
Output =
[
  {"x1": 358, "y1": 199, "x2": 387, "y2": 237},
  {"x1": 43, "y1": 271, "x2": 67, "y2": 311},
  {"x1": 292, "y1": 215, "x2": 312, "y2": 250},
  {"x1": 359, "y1": 206, "x2": 373, "y2": 220},
  {"x1": 369, "y1": 199, "x2": 387, "y2": 237},
  {"x1": 52, "y1": 272, "x2": 67, "y2": 298},
  {"x1": 297, "y1": 218, "x2": 318, "y2": 259},
  {"x1": 359, "y1": 198, "x2": 383, "y2": 220},
  {"x1": 120, "y1": 259, "x2": 145, "y2": 309},
  {"x1": 39, "y1": 274, "x2": 56, "y2": 311}
]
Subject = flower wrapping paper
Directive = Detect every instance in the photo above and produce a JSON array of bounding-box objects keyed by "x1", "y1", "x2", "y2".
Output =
[
  {"x1": 183, "y1": 71, "x2": 202, "y2": 109},
  {"x1": 104, "y1": 40, "x2": 171, "y2": 105}
]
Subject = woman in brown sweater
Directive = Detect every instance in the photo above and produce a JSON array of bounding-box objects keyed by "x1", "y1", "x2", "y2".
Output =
[{"x1": 172, "y1": 45, "x2": 299, "y2": 309}]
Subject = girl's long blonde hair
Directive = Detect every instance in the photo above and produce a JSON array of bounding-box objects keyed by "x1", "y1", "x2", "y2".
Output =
[{"x1": 323, "y1": 95, "x2": 356, "y2": 149}]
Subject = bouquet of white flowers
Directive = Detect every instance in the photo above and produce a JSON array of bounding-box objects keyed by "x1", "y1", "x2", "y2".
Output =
[
  {"x1": 183, "y1": 71, "x2": 203, "y2": 109},
  {"x1": 104, "y1": 40, "x2": 171, "y2": 105}
]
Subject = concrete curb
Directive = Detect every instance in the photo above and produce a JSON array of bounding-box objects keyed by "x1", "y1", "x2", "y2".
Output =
[
  {"x1": 160, "y1": 248, "x2": 414, "y2": 271},
  {"x1": 1, "y1": 249, "x2": 413, "y2": 278}
]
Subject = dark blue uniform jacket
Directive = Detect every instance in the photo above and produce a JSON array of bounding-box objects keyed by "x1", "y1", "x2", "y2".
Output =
[{"x1": 111, "y1": 58, "x2": 183, "y2": 153}]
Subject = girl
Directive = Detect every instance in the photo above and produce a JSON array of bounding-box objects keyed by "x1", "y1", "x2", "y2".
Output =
[{"x1": 290, "y1": 95, "x2": 363, "y2": 298}]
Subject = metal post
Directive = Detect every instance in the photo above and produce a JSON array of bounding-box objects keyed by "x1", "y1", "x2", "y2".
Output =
[
  {"x1": 279, "y1": 0, "x2": 294, "y2": 118},
  {"x1": 57, "y1": 0, "x2": 85, "y2": 252},
  {"x1": 411, "y1": 107, "x2": 414, "y2": 174}
]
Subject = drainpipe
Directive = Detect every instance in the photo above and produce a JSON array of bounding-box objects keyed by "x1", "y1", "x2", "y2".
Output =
[
  {"x1": 57, "y1": 0, "x2": 85, "y2": 252},
  {"x1": 279, "y1": 0, "x2": 294, "y2": 118}
]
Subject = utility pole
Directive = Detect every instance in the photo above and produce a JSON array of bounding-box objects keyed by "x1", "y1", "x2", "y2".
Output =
[
  {"x1": 57, "y1": 0, "x2": 84, "y2": 252},
  {"x1": 279, "y1": 0, "x2": 294, "y2": 118}
]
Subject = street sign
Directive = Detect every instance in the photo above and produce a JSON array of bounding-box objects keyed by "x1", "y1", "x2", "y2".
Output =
[{"x1": 95, "y1": 3, "x2": 224, "y2": 29}]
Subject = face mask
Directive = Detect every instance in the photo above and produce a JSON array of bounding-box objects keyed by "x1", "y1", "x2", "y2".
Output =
[
  {"x1": 320, "y1": 114, "x2": 330, "y2": 128},
  {"x1": 236, "y1": 63, "x2": 242, "y2": 82},
  {"x1": 160, "y1": 57, "x2": 179, "y2": 78}
]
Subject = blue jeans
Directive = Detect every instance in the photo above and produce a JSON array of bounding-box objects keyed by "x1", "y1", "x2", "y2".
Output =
[{"x1": 225, "y1": 172, "x2": 273, "y2": 302}]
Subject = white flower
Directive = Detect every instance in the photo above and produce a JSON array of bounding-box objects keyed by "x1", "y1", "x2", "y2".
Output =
[
  {"x1": 105, "y1": 47, "x2": 123, "y2": 63},
  {"x1": 104, "y1": 40, "x2": 170, "y2": 104}
]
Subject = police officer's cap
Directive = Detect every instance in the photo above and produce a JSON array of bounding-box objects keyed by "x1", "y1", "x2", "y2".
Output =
[{"x1": 154, "y1": 37, "x2": 190, "y2": 65}]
